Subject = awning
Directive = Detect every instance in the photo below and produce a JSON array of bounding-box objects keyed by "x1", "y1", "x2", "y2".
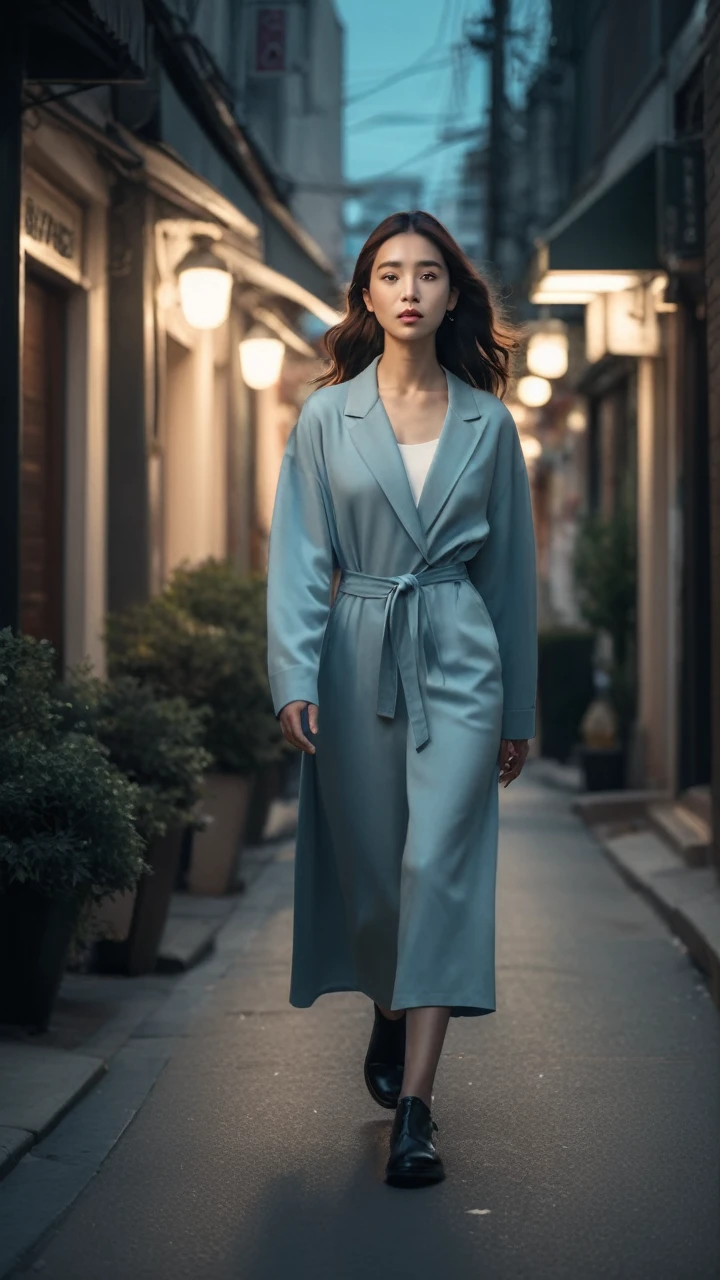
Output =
[
  {"x1": 538, "y1": 149, "x2": 660, "y2": 275},
  {"x1": 530, "y1": 143, "x2": 705, "y2": 300},
  {"x1": 26, "y1": 0, "x2": 146, "y2": 84}
]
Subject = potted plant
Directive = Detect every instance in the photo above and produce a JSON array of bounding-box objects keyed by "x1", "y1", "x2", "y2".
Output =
[
  {"x1": 106, "y1": 582, "x2": 284, "y2": 895},
  {"x1": 573, "y1": 503, "x2": 637, "y2": 791},
  {"x1": 166, "y1": 559, "x2": 290, "y2": 844},
  {"x1": 58, "y1": 670, "x2": 212, "y2": 973},
  {"x1": 0, "y1": 631, "x2": 147, "y2": 1029}
]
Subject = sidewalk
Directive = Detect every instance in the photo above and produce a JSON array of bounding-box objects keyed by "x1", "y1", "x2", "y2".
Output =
[
  {"x1": 3, "y1": 762, "x2": 719, "y2": 1280},
  {"x1": 573, "y1": 796, "x2": 720, "y2": 1010},
  {"x1": 0, "y1": 794, "x2": 299, "y2": 1185}
]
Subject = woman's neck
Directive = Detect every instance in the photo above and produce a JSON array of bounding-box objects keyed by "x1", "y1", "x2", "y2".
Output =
[{"x1": 377, "y1": 335, "x2": 445, "y2": 395}]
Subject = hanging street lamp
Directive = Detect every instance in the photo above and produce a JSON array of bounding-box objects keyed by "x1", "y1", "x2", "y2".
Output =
[
  {"x1": 526, "y1": 321, "x2": 569, "y2": 380},
  {"x1": 516, "y1": 374, "x2": 552, "y2": 408},
  {"x1": 176, "y1": 234, "x2": 233, "y2": 330},
  {"x1": 239, "y1": 323, "x2": 285, "y2": 390}
]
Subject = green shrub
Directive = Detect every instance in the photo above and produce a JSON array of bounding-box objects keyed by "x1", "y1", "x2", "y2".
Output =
[
  {"x1": 105, "y1": 590, "x2": 283, "y2": 774},
  {"x1": 0, "y1": 628, "x2": 62, "y2": 741},
  {"x1": 166, "y1": 558, "x2": 268, "y2": 636},
  {"x1": 58, "y1": 670, "x2": 212, "y2": 843},
  {"x1": 573, "y1": 504, "x2": 637, "y2": 740},
  {"x1": 573, "y1": 505, "x2": 636, "y2": 672},
  {"x1": 164, "y1": 559, "x2": 290, "y2": 770},
  {"x1": 0, "y1": 733, "x2": 148, "y2": 903}
]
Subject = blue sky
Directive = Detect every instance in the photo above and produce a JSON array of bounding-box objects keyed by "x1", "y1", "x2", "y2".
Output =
[
  {"x1": 335, "y1": 0, "x2": 489, "y2": 208},
  {"x1": 334, "y1": 0, "x2": 550, "y2": 207}
]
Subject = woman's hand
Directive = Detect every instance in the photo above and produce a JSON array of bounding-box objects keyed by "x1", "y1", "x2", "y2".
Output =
[
  {"x1": 278, "y1": 701, "x2": 319, "y2": 755},
  {"x1": 498, "y1": 738, "x2": 529, "y2": 787}
]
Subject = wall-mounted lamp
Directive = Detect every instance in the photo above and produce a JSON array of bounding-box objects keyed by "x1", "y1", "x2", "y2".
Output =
[
  {"x1": 517, "y1": 374, "x2": 552, "y2": 407},
  {"x1": 239, "y1": 323, "x2": 285, "y2": 390},
  {"x1": 530, "y1": 271, "x2": 641, "y2": 305},
  {"x1": 526, "y1": 321, "x2": 569, "y2": 380},
  {"x1": 176, "y1": 234, "x2": 233, "y2": 330}
]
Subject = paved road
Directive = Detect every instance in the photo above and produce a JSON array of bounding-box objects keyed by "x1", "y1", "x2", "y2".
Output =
[{"x1": 6, "y1": 767, "x2": 720, "y2": 1280}]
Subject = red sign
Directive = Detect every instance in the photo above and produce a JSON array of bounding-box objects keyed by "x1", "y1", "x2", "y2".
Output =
[{"x1": 256, "y1": 8, "x2": 286, "y2": 73}]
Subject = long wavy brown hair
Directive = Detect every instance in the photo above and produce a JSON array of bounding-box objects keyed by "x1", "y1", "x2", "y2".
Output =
[{"x1": 311, "y1": 210, "x2": 519, "y2": 397}]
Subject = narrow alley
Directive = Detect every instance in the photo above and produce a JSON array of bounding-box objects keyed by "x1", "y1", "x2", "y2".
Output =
[{"x1": 4, "y1": 765, "x2": 718, "y2": 1280}]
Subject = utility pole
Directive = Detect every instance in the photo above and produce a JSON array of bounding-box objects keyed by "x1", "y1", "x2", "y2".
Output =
[
  {"x1": 488, "y1": 0, "x2": 508, "y2": 269},
  {"x1": 467, "y1": 0, "x2": 508, "y2": 270}
]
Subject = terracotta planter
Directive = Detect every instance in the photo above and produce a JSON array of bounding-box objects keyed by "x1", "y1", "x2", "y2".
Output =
[
  {"x1": 93, "y1": 827, "x2": 185, "y2": 975},
  {"x1": 244, "y1": 762, "x2": 282, "y2": 845},
  {"x1": 188, "y1": 771, "x2": 254, "y2": 895},
  {"x1": 0, "y1": 884, "x2": 80, "y2": 1031}
]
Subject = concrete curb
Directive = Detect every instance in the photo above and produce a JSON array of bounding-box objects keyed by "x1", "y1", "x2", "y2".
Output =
[
  {"x1": 0, "y1": 1047, "x2": 107, "y2": 1182},
  {"x1": 580, "y1": 819, "x2": 720, "y2": 1010}
]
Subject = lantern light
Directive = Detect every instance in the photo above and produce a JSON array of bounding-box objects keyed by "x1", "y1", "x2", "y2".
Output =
[
  {"x1": 176, "y1": 235, "x2": 233, "y2": 330},
  {"x1": 526, "y1": 325, "x2": 569, "y2": 380},
  {"x1": 239, "y1": 324, "x2": 285, "y2": 390},
  {"x1": 567, "y1": 408, "x2": 587, "y2": 433},
  {"x1": 517, "y1": 375, "x2": 552, "y2": 407}
]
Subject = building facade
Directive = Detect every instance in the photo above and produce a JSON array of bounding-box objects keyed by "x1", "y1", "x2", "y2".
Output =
[
  {"x1": 513, "y1": 0, "x2": 717, "y2": 864},
  {"x1": 3, "y1": 1, "x2": 344, "y2": 678}
]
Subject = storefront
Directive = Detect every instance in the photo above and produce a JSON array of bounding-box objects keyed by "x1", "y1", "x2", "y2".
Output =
[{"x1": 530, "y1": 140, "x2": 709, "y2": 801}]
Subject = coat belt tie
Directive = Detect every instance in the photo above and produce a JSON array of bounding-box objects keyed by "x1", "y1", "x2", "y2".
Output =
[{"x1": 337, "y1": 562, "x2": 470, "y2": 751}]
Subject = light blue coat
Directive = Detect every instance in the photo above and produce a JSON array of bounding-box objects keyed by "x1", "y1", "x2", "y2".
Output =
[{"x1": 266, "y1": 353, "x2": 537, "y2": 1016}]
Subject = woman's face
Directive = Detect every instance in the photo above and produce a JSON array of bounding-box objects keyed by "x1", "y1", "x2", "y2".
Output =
[{"x1": 362, "y1": 232, "x2": 459, "y2": 343}]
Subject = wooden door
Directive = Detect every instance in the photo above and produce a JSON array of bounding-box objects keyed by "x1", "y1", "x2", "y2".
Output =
[{"x1": 20, "y1": 274, "x2": 66, "y2": 661}]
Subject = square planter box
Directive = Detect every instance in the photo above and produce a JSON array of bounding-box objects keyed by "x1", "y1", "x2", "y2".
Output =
[
  {"x1": 244, "y1": 762, "x2": 283, "y2": 845},
  {"x1": 188, "y1": 771, "x2": 255, "y2": 895},
  {"x1": 93, "y1": 826, "x2": 185, "y2": 976},
  {"x1": 579, "y1": 746, "x2": 626, "y2": 792},
  {"x1": 0, "y1": 885, "x2": 80, "y2": 1032}
]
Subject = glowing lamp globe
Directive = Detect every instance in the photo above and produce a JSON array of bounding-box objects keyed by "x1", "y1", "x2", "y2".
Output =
[
  {"x1": 176, "y1": 235, "x2": 233, "y2": 330},
  {"x1": 567, "y1": 408, "x2": 587, "y2": 432},
  {"x1": 526, "y1": 328, "x2": 569, "y2": 379},
  {"x1": 517, "y1": 375, "x2": 552, "y2": 408},
  {"x1": 239, "y1": 327, "x2": 285, "y2": 390}
]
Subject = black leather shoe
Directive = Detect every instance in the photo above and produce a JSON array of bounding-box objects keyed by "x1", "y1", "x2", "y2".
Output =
[
  {"x1": 385, "y1": 1095, "x2": 445, "y2": 1187},
  {"x1": 363, "y1": 1002, "x2": 406, "y2": 1110}
]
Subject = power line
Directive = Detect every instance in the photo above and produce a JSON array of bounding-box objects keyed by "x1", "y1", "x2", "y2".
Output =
[
  {"x1": 344, "y1": 0, "x2": 460, "y2": 106},
  {"x1": 343, "y1": 54, "x2": 455, "y2": 106},
  {"x1": 348, "y1": 111, "x2": 459, "y2": 133},
  {"x1": 295, "y1": 131, "x2": 483, "y2": 194}
]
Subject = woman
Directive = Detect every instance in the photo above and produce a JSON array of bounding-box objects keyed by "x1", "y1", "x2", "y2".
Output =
[{"x1": 266, "y1": 210, "x2": 537, "y2": 1188}]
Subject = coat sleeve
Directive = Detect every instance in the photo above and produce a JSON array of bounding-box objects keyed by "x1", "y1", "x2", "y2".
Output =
[
  {"x1": 467, "y1": 404, "x2": 538, "y2": 740},
  {"x1": 266, "y1": 401, "x2": 337, "y2": 717}
]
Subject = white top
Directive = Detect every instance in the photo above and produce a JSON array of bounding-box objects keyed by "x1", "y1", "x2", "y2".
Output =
[{"x1": 397, "y1": 438, "x2": 440, "y2": 505}]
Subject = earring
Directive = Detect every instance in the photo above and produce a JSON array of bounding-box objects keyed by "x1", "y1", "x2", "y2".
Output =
[{"x1": 445, "y1": 310, "x2": 455, "y2": 321}]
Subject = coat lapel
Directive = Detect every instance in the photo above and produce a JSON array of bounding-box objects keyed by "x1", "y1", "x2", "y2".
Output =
[{"x1": 343, "y1": 353, "x2": 488, "y2": 558}]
